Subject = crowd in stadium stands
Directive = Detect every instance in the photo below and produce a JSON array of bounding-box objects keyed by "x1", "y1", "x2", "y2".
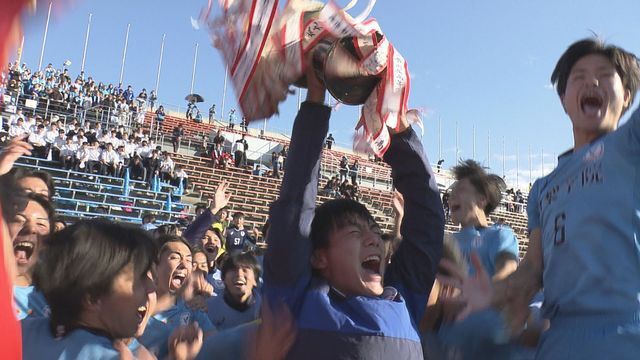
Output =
[{"x1": 2, "y1": 36, "x2": 640, "y2": 360}]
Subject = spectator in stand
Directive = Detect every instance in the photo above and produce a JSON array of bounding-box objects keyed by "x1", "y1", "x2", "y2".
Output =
[
  {"x1": 44, "y1": 123, "x2": 59, "y2": 145},
  {"x1": 349, "y1": 159, "x2": 359, "y2": 185},
  {"x1": 137, "y1": 140, "x2": 152, "y2": 159},
  {"x1": 233, "y1": 134, "x2": 248, "y2": 168},
  {"x1": 100, "y1": 143, "x2": 119, "y2": 176},
  {"x1": 441, "y1": 191, "x2": 450, "y2": 222},
  {"x1": 338, "y1": 155, "x2": 349, "y2": 183},
  {"x1": 209, "y1": 104, "x2": 216, "y2": 122},
  {"x1": 155, "y1": 105, "x2": 165, "y2": 136},
  {"x1": 149, "y1": 90, "x2": 158, "y2": 111},
  {"x1": 350, "y1": 183, "x2": 360, "y2": 202},
  {"x1": 51, "y1": 129, "x2": 66, "y2": 162},
  {"x1": 325, "y1": 133, "x2": 335, "y2": 149},
  {"x1": 225, "y1": 212, "x2": 258, "y2": 255},
  {"x1": 128, "y1": 155, "x2": 147, "y2": 181},
  {"x1": 213, "y1": 129, "x2": 225, "y2": 153},
  {"x1": 52, "y1": 217, "x2": 66, "y2": 233},
  {"x1": 8, "y1": 118, "x2": 26, "y2": 138},
  {"x1": 59, "y1": 137, "x2": 77, "y2": 170},
  {"x1": 85, "y1": 140, "x2": 103, "y2": 174},
  {"x1": 240, "y1": 116, "x2": 248, "y2": 132},
  {"x1": 172, "y1": 165, "x2": 189, "y2": 193},
  {"x1": 141, "y1": 213, "x2": 158, "y2": 231},
  {"x1": 271, "y1": 151, "x2": 280, "y2": 179},
  {"x1": 123, "y1": 85, "x2": 135, "y2": 105},
  {"x1": 74, "y1": 142, "x2": 90, "y2": 172},
  {"x1": 436, "y1": 159, "x2": 445, "y2": 173},
  {"x1": 146, "y1": 149, "x2": 161, "y2": 183},
  {"x1": 115, "y1": 145, "x2": 129, "y2": 177},
  {"x1": 228, "y1": 109, "x2": 237, "y2": 129},
  {"x1": 27, "y1": 125, "x2": 47, "y2": 158},
  {"x1": 72, "y1": 128, "x2": 87, "y2": 146},
  {"x1": 279, "y1": 145, "x2": 288, "y2": 170},
  {"x1": 159, "y1": 152, "x2": 175, "y2": 182},
  {"x1": 206, "y1": 252, "x2": 262, "y2": 331},
  {"x1": 321, "y1": 176, "x2": 337, "y2": 197},
  {"x1": 186, "y1": 101, "x2": 195, "y2": 120},
  {"x1": 172, "y1": 124, "x2": 184, "y2": 153}
]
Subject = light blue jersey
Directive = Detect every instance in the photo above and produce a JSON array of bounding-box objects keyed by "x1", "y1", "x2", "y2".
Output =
[
  {"x1": 14, "y1": 285, "x2": 50, "y2": 320},
  {"x1": 22, "y1": 317, "x2": 120, "y2": 359},
  {"x1": 195, "y1": 322, "x2": 256, "y2": 360},
  {"x1": 528, "y1": 106, "x2": 640, "y2": 358},
  {"x1": 206, "y1": 291, "x2": 261, "y2": 331},
  {"x1": 454, "y1": 225, "x2": 519, "y2": 278},
  {"x1": 139, "y1": 301, "x2": 215, "y2": 359}
]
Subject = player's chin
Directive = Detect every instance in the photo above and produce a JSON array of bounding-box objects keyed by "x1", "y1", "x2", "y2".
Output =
[{"x1": 363, "y1": 281, "x2": 384, "y2": 297}]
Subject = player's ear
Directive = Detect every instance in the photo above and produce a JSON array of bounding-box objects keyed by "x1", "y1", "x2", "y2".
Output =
[{"x1": 311, "y1": 249, "x2": 328, "y2": 271}]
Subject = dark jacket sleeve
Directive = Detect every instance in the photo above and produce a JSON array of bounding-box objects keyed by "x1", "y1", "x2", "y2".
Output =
[
  {"x1": 263, "y1": 102, "x2": 331, "y2": 306},
  {"x1": 183, "y1": 210, "x2": 218, "y2": 245},
  {"x1": 383, "y1": 128, "x2": 444, "y2": 324}
]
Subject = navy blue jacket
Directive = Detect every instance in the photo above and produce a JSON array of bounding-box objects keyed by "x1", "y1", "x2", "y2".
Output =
[{"x1": 264, "y1": 102, "x2": 444, "y2": 359}]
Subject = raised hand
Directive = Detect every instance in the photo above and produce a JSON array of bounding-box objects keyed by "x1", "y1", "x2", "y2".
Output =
[
  {"x1": 0, "y1": 135, "x2": 32, "y2": 176},
  {"x1": 391, "y1": 190, "x2": 404, "y2": 218},
  {"x1": 437, "y1": 252, "x2": 493, "y2": 322},
  {"x1": 209, "y1": 180, "x2": 232, "y2": 214},
  {"x1": 169, "y1": 322, "x2": 204, "y2": 360}
]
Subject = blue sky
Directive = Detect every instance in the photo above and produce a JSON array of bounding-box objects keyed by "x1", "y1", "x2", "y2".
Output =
[{"x1": 15, "y1": 0, "x2": 640, "y2": 188}]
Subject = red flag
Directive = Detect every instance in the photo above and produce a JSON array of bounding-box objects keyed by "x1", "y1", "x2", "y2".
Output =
[
  {"x1": 0, "y1": 205, "x2": 21, "y2": 360},
  {"x1": 0, "y1": 0, "x2": 32, "y2": 71}
]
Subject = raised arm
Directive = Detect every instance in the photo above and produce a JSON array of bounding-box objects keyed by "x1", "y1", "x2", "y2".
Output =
[
  {"x1": 182, "y1": 181, "x2": 230, "y2": 244},
  {"x1": 383, "y1": 124, "x2": 445, "y2": 323},
  {"x1": 263, "y1": 74, "x2": 329, "y2": 300}
]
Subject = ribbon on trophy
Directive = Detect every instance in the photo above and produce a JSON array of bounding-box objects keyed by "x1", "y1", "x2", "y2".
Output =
[{"x1": 199, "y1": 0, "x2": 422, "y2": 156}]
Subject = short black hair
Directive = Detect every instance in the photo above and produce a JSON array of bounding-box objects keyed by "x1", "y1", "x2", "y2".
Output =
[
  {"x1": 220, "y1": 252, "x2": 261, "y2": 280},
  {"x1": 9, "y1": 168, "x2": 56, "y2": 199},
  {"x1": 0, "y1": 174, "x2": 28, "y2": 221},
  {"x1": 310, "y1": 199, "x2": 377, "y2": 250},
  {"x1": 155, "y1": 234, "x2": 192, "y2": 260},
  {"x1": 451, "y1": 159, "x2": 502, "y2": 215},
  {"x1": 153, "y1": 224, "x2": 180, "y2": 238},
  {"x1": 33, "y1": 219, "x2": 156, "y2": 334},
  {"x1": 194, "y1": 203, "x2": 207, "y2": 214},
  {"x1": 551, "y1": 38, "x2": 640, "y2": 115},
  {"x1": 233, "y1": 212, "x2": 245, "y2": 220}
]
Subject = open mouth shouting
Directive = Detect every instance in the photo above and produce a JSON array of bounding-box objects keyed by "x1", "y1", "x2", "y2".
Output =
[
  {"x1": 580, "y1": 90, "x2": 605, "y2": 118},
  {"x1": 204, "y1": 244, "x2": 218, "y2": 255},
  {"x1": 361, "y1": 254, "x2": 382, "y2": 282},
  {"x1": 169, "y1": 269, "x2": 188, "y2": 292},
  {"x1": 136, "y1": 304, "x2": 148, "y2": 321},
  {"x1": 14, "y1": 240, "x2": 36, "y2": 266}
]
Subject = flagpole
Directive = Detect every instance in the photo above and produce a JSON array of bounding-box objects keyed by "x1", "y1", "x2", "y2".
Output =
[
  {"x1": 155, "y1": 34, "x2": 166, "y2": 97},
  {"x1": 297, "y1": 89, "x2": 302, "y2": 110},
  {"x1": 189, "y1": 42, "x2": 199, "y2": 95},
  {"x1": 438, "y1": 117, "x2": 442, "y2": 161},
  {"x1": 80, "y1": 13, "x2": 93, "y2": 74},
  {"x1": 528, "y1": 144, "x2": 532, "y2": 185},
  {"x1": 16, "y1": 36, "x2": 25, "y2": 64},
  {"x1": 516, "y1": 139, "x2": 520, "y2": 188},
  {"x1": 38, "y1": 1, "x2": 53, "y2": 71},
  {"x1": 119, "y1": 23, "x2": 131, "y2": 86},
  {"x1": 455, "y1": 121, "x2": 459, "y2": 162},
  {"x1": 487, "y1": 130, "x2": 491, "y2": 170},
  {"x1": 502, "y1": 136, "x2": 506, "y2": 179},
  {"x1": 472, "y1": 124, "x2": 476, "y2": 160},
  {"x1": 221, "y1": 66, "x2": 228, "y2": 125}
]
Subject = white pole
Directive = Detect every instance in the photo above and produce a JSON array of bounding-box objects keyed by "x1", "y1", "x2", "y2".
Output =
[
  {"x1": 17, "y1": 36, "x2": 25, "y2": 64},
  {"x1": 80, "y1": 13, "x2": 93, "y2": 73},
  {"x1": 155, "y1": 34, "x2": 166, "y2": 97},
  {"x1": 455, "y1": 121, "x2": 459, "y2": 162},
  {"x1": 487, "y1": 130, "x2": 491, "y2": 170},
  {"x1": 221, "y1": 66, "x2": 228, "y2": 124},
  {"x1": 528, "y1": 144, "x2": 532, "y2": 185},
  {"x1": 119, "y1": 24, "x2": 131, "y2": 86},
  {"x1": 472, "y1": 124, "x2": 476, "y2": 160},
  {"x1": 438, "y1": 117, "x2": 442, "y2": 161},
  {"x1": 189, "y1": 42, "x2": 199, "y2": 95},
  {"x1": 516, "y1": 139, "x2": 520, "y2": 188},
  {"x1": 297, "y1": 89, "x2": 303, "y2": 110},
  {"x1": 541, "y1": 147, "x2": 544, "y2": 176},
  {"x1": 38, "y1": 1, "x2": 53, "y2": 71},
  {"x1": 502, "y1": 136, "x2": 506, "y2": 179}
]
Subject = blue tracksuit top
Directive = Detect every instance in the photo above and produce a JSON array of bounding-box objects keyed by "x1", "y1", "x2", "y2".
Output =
[{"x1": 263, "y1": 102, "x2": 445, "y2": 359}]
